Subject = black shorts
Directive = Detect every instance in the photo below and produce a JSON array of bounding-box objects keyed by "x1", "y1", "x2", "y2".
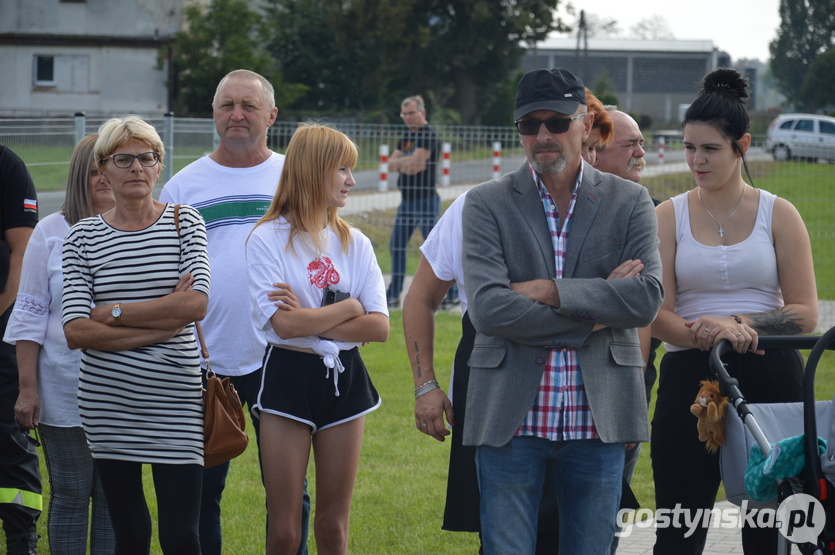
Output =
[{"x1": 255, "y1": 346, "x2": 380, "y2": 433}]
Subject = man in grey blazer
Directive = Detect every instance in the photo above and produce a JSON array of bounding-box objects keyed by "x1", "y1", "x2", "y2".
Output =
[{"x1": 461, "y1": 68, "x2": 663, "y2": 554}]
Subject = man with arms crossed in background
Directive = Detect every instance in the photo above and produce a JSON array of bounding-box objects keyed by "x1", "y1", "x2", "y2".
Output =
[
  {"x1": 386, "y1": 95, "x2": 458, "y2": 309},
  {"x1": 160, "y1": 69, "x2": 309, "y2": 555}
]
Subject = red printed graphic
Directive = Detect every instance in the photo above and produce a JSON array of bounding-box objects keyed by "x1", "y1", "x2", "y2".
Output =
[{"x1": 307, "y1": 257, "x2": 340, "y2": 289}]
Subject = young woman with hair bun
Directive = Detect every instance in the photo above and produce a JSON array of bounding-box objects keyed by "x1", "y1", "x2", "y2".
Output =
[{"x1": 650, "y1": 67, "x2": 818, "y2": 554}]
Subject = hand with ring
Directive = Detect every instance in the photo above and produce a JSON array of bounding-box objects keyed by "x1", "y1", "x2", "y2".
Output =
[
  {"x1": 685, "y1": 316, "x2": 750, "y2": 351},
  {"x1": 414, "y1": 386, "x2": 455, "y2": 442}
]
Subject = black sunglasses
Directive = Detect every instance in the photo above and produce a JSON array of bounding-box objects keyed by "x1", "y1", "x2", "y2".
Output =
[
  {"x1": 515, "y1": 113, "x2": 585, "y2": 136},
  {"x1": 15, "y1": 421, "x2": 40, "y2": 448}
]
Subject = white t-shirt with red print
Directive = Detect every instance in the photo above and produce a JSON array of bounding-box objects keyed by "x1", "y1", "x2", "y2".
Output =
[{"x1": 246, "y1": 216, "x2": 388, "y2": 351}]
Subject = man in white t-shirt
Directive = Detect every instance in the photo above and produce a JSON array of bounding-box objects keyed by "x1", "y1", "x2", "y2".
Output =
[{"x1": 160, "y1": 69, "x2": 309, "y2": 555}]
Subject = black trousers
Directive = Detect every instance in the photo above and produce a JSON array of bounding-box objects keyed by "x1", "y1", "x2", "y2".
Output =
[
  {"x1": 442, "y1": 312, "x2": 560, "y2": 554},
  {"x1": 0, "y1": 305, "x2": 41, "y2": 539},
  {"x1": 651, "y1": 348, "x2": 804, "y2": 555},
  {"x1": 96, "y1": 459, "x2": 203, "y2": 555}
]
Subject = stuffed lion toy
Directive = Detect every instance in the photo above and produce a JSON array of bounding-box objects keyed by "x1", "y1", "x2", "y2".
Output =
[{"x1": 690, "y1": 380, "x2": 729, "y2": 453}]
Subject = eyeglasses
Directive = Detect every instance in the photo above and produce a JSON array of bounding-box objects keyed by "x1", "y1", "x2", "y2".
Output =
[
  {"x1": 15, "y1": 421, "x2": 40, "y2": 448},
  {"x1": 107, "y1": 152, "x2": 160, "y2": 169},
  {"x1": 515, "y1": 113, "x2": 585, "y2": 136},
  {"x1": 400, "y1": 110, "x2": 419, "y2": 118}
]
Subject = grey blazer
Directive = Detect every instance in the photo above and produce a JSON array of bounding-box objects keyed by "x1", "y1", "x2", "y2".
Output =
[{"x1": 461, "y1": 162, "x2": 663, "y2": 447}]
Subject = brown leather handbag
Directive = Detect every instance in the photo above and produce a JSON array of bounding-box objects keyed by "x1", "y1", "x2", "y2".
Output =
[
  {"x1": 174, "y1": 204, "x2": 249, "y2": 468},
  {"x1": 195, "y1": 322, "x2": 249, "y2": 468}
]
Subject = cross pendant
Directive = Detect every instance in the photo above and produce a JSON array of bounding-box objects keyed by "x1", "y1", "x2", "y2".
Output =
[{"x1": 718, "y1": 226, "x2": 724, "y2": 238}]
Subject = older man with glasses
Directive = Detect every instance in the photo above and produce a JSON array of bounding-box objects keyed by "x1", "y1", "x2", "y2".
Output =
[{"x1": 460, "y1": 68, "x2": 663, "y2": 554}]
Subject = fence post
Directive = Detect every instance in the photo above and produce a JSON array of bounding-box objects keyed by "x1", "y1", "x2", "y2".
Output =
[
  {"x1": 163, "y1": 112, "x2": 174, "y2": 182},
  {"x1": 492, "y1": 141, "x2": 501, "y2": 180},
  {"x1": 441, "y1": 142, "x2": 451, "y2": 187},
  {"x1": 74, "y1": 112, "x2": 85, "y2": 145},
  {"x1": 379, "y1": 144, "x2": 389, "y2": 192},
  {"x1": 658, "y1": 135, "x2": 665, "y2": 165}
]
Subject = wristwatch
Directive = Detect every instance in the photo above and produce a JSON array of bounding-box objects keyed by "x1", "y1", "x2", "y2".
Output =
[{"x1": 111, "y1": 303, "x2": 123, "y2": 326}]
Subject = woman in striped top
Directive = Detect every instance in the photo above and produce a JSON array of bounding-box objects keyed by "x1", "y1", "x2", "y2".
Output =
[{"x1": 61, "y1": 116, "x2": 210, "y2": 555}]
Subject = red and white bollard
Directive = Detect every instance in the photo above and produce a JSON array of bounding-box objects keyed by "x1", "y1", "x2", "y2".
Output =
[
  {"x1": 441, "y1": 142, "x2": 451, "y2": 187},
  {"x1": 379, "y1": 144, "x2": 389, "y2": 191},
  {"x1": 658, "y1": 136, "x2": 665, "y2": 165},
  {"x1": 492, "y1": 141, "x2": 501, "y2": 180}
]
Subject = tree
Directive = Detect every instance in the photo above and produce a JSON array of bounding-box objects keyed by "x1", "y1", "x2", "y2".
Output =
[
  {"x1": 582, "y1": 13, "x2": 621, "y2": 39},
  {"x1": 161, "y1": 0, "x2": 305, "y2": 115},
  {"x1": 801, "y1": 48, "x2": 835, "y2": 113},
  {"x1": 591, "y1": 72, "x2": 618, "y2": 107},
  {"x1": 265, "y1": 0, "x2": 371, "y2": 114},
  {"x1": 266, "y1": 0, "x2": 570, "y2": 124},
  {"x1": 407, "y1": 0, "x2": 571, "y2": 125},
  {"x1": 629, "y1": 16, "x2": 674, "y2": 41},
  {"x1": 769, "y1": 0, "x2": 835, "y2": 111}
]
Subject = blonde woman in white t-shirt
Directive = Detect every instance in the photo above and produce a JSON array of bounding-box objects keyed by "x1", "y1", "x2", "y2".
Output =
[
  {"x1": 247, "y1": 123, "x2": 389, "y2": 555},
  {"x1": 650, "y1": 68, "x2": 817, "y2": 555}
]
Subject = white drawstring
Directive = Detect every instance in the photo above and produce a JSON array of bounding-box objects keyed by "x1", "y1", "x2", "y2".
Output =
[{"x1": 312, "y1": 340, "x2": 345, "y2": 396}]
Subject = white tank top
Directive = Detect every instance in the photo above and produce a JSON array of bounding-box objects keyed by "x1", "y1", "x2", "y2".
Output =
[{"x1": 666, "y1": 188, "x2": 783, "y2": 352}]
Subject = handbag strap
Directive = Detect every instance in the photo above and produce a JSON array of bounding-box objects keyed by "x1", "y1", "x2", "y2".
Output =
[{"x1": 173, "y1": 204, "x2": 212, "y2": 374}]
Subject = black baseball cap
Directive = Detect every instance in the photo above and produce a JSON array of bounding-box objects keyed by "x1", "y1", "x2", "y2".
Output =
[{"x1": 514, "y1": 68, "x2": 586, "y2": 121}]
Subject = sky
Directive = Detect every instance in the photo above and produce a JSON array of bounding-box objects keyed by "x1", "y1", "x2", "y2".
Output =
[{"x1": 560, "y1": 0, "x2": 782, "y2": 62}]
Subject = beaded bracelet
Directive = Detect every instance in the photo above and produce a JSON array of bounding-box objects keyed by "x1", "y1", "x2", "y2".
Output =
[{"x1": 414, "y1": 379, "x2": 440, "y2": 399}]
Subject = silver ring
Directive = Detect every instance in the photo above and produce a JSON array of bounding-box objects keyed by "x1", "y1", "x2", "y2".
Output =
[
  {"x1": 703, "y1": 328, "x2": 711, "y2": 334},
  {"x1": 420, "y1": 423, "x2": 427, "y2": 428}
]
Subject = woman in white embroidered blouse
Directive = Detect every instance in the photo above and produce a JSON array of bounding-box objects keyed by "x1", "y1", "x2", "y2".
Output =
[{"x1": 5, "y1": 134, "x2": 116, "y2": 554}]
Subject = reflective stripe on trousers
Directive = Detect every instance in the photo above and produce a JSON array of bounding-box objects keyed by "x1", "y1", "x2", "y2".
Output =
[{"x1": 0, "y1": 487, "x2": 43, "y2": 511}]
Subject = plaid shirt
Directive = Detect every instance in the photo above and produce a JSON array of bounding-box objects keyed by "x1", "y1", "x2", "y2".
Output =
[{"x1": 516, "y1": 164, "x2": 598, "y2": 441}]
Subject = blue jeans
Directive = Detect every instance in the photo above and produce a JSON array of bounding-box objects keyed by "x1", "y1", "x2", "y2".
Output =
[
  {"x1": 386, "y1": 194, "x2": 441, "y2": 302},
  {"x1": 200, "y1": 367, "x2": 310, "y2": 555},
  {"x1": 477, "y1": 436, "x2": 624, "y2": 555}
]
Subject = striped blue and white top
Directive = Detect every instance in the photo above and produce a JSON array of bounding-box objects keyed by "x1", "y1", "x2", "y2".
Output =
[{"x1": 61, "y1": 204, "x2": 211, "y2": 465}]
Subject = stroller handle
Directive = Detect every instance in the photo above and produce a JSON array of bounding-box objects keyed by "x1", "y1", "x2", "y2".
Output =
[{"x1": 710, "y1": 329, "x2": 835, "y2": 501}]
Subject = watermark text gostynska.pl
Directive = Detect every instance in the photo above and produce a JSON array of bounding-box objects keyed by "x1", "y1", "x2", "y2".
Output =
[{"x1": 616, "y1": 494, "x2": 824, "y2": 544}]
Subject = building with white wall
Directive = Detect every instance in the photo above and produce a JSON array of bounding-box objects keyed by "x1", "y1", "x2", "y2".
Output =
[{"x1": 0, "y1": 0, "x2": 182, "y2": 117}]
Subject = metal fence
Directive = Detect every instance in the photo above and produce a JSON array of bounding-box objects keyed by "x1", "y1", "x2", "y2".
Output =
[{"x1": 2, "y1": 116, "x2": 834, "y2": 328}]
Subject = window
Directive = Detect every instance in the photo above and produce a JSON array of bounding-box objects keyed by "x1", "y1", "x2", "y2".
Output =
[
  {"x1": 795, "y1": 120, "x2": 815, "y2": 133},
  {"x1": 34, "y1": 55, "x2": 55, "y2": 86},
  {"x1": 820, "y1": 121, "x2": 835, "y2": 135},
  {"x1": 32, "y1": 55, "x2": 89, "y2": 92},
  {"x1": 779, "y1": 120, "x2": 795, "y2": 130}
]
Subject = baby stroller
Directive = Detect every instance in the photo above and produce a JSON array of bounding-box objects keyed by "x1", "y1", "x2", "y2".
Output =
[{"x1": 710, "y1": 327, "x2": 835, "y2": 555}]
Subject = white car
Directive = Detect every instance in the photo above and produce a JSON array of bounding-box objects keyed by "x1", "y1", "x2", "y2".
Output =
[{"x1": 765, "y1": 113, "x2": 835, "y2": 162}]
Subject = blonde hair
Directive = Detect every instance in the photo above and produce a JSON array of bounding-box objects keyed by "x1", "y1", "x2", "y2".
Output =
[
  {"x1": 62, "y1": 134, "x2": 99, "y2": 225},
  {"x1": 255, "y1": 122, "x2": 357, "y2": 254},
  {"x1": 95, "y1": 115, "x2": 164, "y2": 168}
]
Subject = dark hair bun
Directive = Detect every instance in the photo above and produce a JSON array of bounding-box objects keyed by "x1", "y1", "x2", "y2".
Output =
[{"x1": 701, "y1": 67, "x2": 749, "y2": 101}]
